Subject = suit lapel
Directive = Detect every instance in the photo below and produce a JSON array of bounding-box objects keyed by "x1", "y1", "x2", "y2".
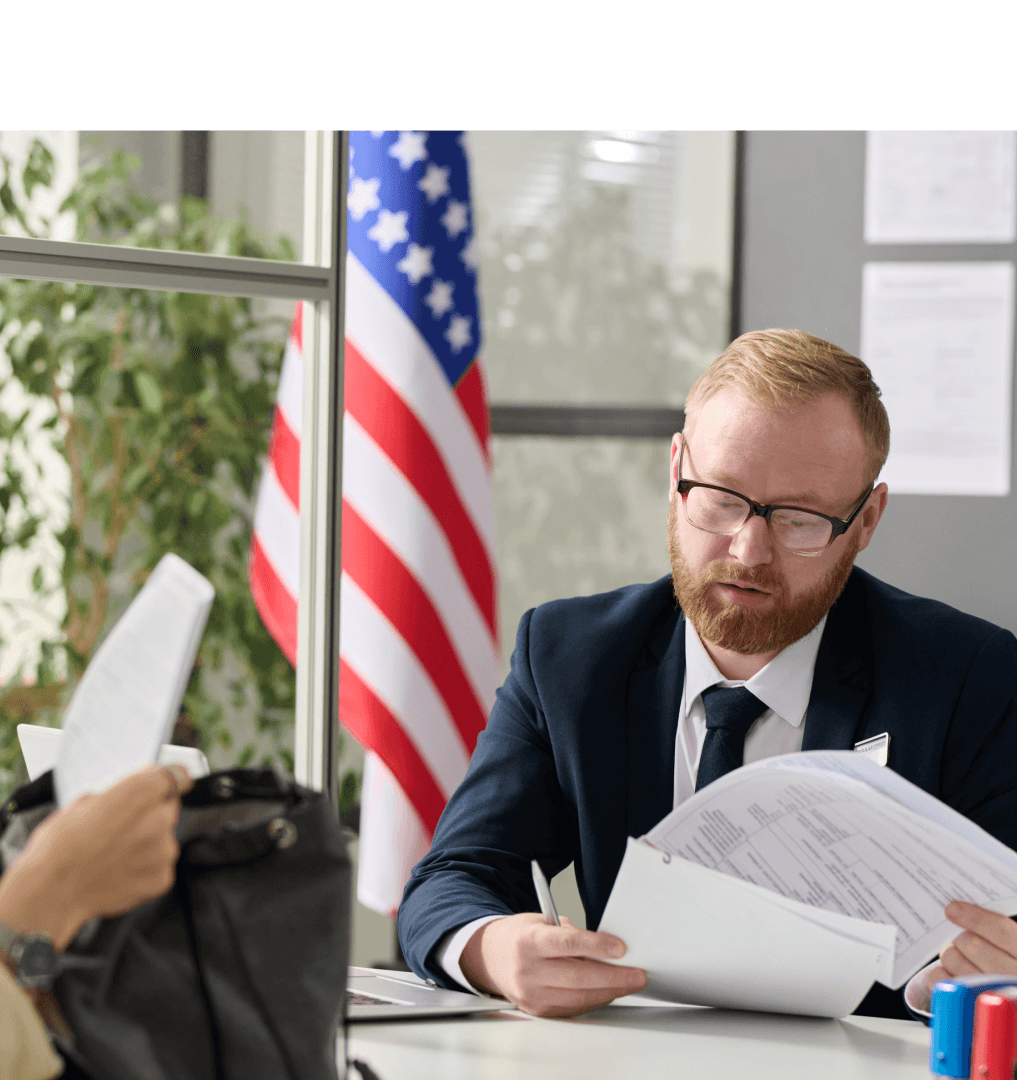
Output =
[
  {"x1": 625, "y1": 611, "x2": 686, "y2": 838},
  {"x1": 801, "y1": 572, "x2": 873, "y2": 751}
]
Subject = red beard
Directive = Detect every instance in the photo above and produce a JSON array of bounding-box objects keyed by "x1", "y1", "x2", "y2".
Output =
[{"x1": 667, "y1": 495, "x2": 858, "y2": 655}]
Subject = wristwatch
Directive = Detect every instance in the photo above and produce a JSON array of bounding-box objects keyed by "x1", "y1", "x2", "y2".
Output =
[{"x1": 0, "y1": 922, "x2": 60, "y2": 990}]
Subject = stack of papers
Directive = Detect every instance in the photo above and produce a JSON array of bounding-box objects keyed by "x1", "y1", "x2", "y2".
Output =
[{"x1": 599, "y1": 751, "x2": 1017, "y2": 1017}]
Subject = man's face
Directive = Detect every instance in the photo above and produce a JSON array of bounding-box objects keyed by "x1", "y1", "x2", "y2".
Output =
[{"x1": 667, "y1": 388, "x2": 887, "y2": 657}]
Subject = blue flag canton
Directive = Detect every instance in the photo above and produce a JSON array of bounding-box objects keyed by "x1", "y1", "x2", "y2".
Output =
[{"x1": 347, "y1": 131, "x2": 481, "y2": 388}]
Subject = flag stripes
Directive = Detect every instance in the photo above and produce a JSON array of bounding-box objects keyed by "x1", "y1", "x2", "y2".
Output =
[
  {"x1": 339, "y1": 659, "x2": 448, "y2": 834},
  {"x1": 341, "y1": 414, "x2": 499, "y2": 710},
  {"x1": 341, "y1": 501, "x2": 488, "y2": 752},
  {"x1": 249, "y1": 535, "x2": 297, "y2": 667},
  {"x1": 252, "y1": 133, "x2": 498, "y2": 918},
  {"x1": 339, "y1": 573, "x2": 472, "y2": 796},
  {"x1": 267, "y1": 409, "x2": 300, "y2": 511},
  {"x1": 345, "y1": 255, "x2": 496, "y2": 562},
  {"x1": 252, "y1": 464, "x2": 300, "y2": 598},
  {"x1": 345, "y1": 338, "x2": 496, "y2": 639},
  {"x1": 453, "y1": 362, "x2": 493, "y2": 465}
]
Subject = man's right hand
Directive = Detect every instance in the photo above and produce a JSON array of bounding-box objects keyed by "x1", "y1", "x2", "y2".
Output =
[{"x1": 459, "y1": 912, "x2": 647, "y2": 1018}]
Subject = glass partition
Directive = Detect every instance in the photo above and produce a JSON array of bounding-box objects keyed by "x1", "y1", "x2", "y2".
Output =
[
  {"x1": 0, "y1": 131, "x2": 306, "y2": 264},
  {"x1": 0, "y1": 277, "x2": 295, "y2": 795}
]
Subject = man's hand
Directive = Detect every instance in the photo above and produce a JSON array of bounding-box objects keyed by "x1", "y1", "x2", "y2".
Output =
[
  {"x1": 0, "y1": 764, "x2": 193, "y2": 949},
  {"x1": 936, "y1": 901, "x2": 1017, "y2": 980},
  {"x1": 459, "y1": 912, "x2": 647, "y2": 1018}
]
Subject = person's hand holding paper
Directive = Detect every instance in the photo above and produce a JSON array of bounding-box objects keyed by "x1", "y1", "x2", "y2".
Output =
[
  {"x1": 936, "y1": 902, "x2": 1017, "y2": 982},
  {"x1": 460, "y1": 912, "x2": 646, "y2": 1018},
  {"x1": 0, "y1": 765, "x2": 194, "y2": 949}
]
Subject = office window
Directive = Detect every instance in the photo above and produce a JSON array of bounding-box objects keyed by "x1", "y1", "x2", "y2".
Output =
[
  {"x1": 467, "y1": 131, "x2": 736, "y2": 660},
  {"x1": 0, "y1": 132, "x2": 333, "y2": 799},
  {"x1": 469, "y1": 131, "x2": 734, "y2": 406},
  {"x1": 492, "y1": 437, "x2": 672, "y2": 662},
  {"x1": 0, "y1": 132, "x2": 305, "y2": 263}
]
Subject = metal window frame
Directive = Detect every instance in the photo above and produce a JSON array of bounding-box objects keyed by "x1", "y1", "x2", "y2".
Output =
[
  {"x1": 0, "y1": 234, "x2": 331, "y2": 302},
  {"x1": 294, "y1": 132, "x2": 347, "y2": 809},
  {"x1": 490, "y1": 404, "x2": 685, "y2": 438}
]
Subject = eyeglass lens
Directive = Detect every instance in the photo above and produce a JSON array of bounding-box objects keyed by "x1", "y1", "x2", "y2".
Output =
[{"x1": 683, "y1": 486, "x2": 833, "y2": 553}]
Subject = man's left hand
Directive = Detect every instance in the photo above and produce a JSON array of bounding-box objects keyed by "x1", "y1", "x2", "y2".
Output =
[{"x1": 937, "y1": 901, "x2": 1017, "y2": 980}]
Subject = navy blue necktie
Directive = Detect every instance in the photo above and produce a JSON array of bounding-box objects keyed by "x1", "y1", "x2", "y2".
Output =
[{"x1": 694, "y1": 685, "x2": 768, "y2": 792}]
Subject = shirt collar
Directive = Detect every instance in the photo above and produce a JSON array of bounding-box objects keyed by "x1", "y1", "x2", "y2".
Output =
[{"x1": 683, "y1": 614, "x2": 828, "y2": 729}]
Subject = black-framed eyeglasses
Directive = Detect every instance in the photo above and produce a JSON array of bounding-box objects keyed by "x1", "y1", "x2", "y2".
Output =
[{"x1": 676, "y1": 442, "x2": 873, "y2": 557}]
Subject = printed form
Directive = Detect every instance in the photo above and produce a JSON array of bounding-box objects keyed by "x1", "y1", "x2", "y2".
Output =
[{"x1": 645, "y1": 752, "x2": 1017, "y2": 990}]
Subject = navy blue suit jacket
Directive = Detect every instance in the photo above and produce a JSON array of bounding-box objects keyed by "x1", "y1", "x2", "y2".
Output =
[{"x1": 398, "y1": 568, "x2": 1017, "y2": 1016}]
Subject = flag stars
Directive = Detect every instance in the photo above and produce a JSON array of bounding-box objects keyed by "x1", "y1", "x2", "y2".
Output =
[
  {"x1": 445, "y1": 314, "x2": 472, "y2": 354},
  {"x1": 367, "y1": 208, "x2": 409, "y2": 252},
  {"x1": 396, "y1": 243, "x2": 434, "y2": 285},
  {"x1": 348, "y1": 177, "x2": 381, "y2": 222},
  {"x1": 441, "y1": 199, "x2": 469, "y2": 239},
  {"x1": 459, "y1": 236, "x2": 478, "y2": 273},
  {"x1": 389, "y1": 131, "x2": 428, "y2": 170},
  {"x1": 418, "y1": 163, "x2": 451, "y2": 203},
  {"x1": 424, "y1": 279, "x2": 455, "y2": 319}
]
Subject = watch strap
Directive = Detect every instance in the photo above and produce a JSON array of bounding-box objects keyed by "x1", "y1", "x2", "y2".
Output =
[{"x1": 0, "y1": 922, "x2": 59, "y2": 990}]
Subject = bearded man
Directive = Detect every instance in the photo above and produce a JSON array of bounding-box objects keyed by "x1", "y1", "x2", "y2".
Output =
[{"x1": 397, "y1": 329, "x2": 1017, "y2": 1021}]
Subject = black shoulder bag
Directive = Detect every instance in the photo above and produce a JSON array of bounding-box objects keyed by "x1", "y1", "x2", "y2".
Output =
[{"x1": 0, "y1": 767, "x2": 353, "y2": 1080}]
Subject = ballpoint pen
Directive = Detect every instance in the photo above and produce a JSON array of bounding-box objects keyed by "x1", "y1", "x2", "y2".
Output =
[{"x1": 530, "y1": 859, "x2": 561, "y2": 927}]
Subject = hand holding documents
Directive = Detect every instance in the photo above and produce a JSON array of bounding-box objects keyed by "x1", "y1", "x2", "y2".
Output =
[
  {"x1": 55, "y1": 553, "x2": 215, "y2": 806},
  {"x1": 598, "y1": 751, "x2": 1017, "y2": 1018}
]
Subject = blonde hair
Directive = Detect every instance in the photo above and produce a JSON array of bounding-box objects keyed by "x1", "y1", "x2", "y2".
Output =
[{"x1": 685, "y1": 329, "x2": 890, "y2": 484}]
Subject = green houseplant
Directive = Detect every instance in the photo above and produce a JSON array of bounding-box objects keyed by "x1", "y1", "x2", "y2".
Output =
[{"x1": 0, "y1": 138, "x2": 356, "y2": 815}]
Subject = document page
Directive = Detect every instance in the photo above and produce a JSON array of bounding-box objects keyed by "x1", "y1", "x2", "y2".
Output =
[
  {"x1": 599, "y1": 837, "x2": 896, "y2": 1017},
  {"x1": 860, "y1": 261, "x2": 1014, "y2": 496},
  {"x1": 865, "y1": 131, "x2": 1017, "y2": 244},
  {"x1": 55, "y1": 554, "x2": 215, "y2": 806},
  {"x1": 645, "y1": 752, "x2": 1017, "y2": 988}
]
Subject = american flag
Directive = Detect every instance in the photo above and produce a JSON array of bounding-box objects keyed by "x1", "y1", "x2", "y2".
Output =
[{"x1": 251, "y1": 131, "x2": 498, "y2": 917}]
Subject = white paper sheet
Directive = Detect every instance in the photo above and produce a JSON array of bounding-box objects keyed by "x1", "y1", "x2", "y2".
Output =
[
  {"x1": 598, "y1": 838, "x2": 895, "y2": 1017},
  {"x1": 645, "y1": 752, "x2": 1017, "y2": 989},
  {"x1": 55, "y1": 554, "x2": 215, "y2": 806},
  {"x1": 860, "y1": 261, "x2": 1014, "y2": 495},
  {"x1": 865, "y1": 132, "x2": 1017, "y2": 244}
]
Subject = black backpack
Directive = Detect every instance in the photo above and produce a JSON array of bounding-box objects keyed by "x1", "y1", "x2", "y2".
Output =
[{"x1": 1, "y1": 767, "x2": 353, "y2": 1080}]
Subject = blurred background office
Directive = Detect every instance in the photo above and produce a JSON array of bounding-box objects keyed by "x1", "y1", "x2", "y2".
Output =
[{"x1": 0, "y1": 130, "x2": 1014, "y2": 965}]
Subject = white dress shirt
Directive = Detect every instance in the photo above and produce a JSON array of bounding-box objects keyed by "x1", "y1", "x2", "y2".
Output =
[{"x1": 436, "y1": 615, "x2": 829, "y2": 992}]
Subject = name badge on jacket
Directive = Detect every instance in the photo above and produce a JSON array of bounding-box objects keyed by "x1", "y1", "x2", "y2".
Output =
[{"x1": 853, "y1": 732, "x2": 890, "y2": 767}]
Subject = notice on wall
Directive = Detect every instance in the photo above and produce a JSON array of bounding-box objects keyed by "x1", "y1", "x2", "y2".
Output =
[
  {"x1": 865, "y1": 132, "x2": 1017, "y2": 244},
  {"x1": 860, "y1": 262, "x2": 1014, "y2": 496}
]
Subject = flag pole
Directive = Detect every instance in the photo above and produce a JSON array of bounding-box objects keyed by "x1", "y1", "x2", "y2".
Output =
[{"x1": 294, "y1": 131, "x2": 348, "y2": 812}]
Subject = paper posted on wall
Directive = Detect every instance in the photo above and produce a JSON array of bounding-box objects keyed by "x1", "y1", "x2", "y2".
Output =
[
  {"x1": 864, "y1": 131, "x2": 1017, "y2": 245},
  {"x1": 55, "y1": 554, "x2": 215, "y2": 806},
  {"x1": 860, "y1": 261, "x2": 1014, "y2": 496},
  {"x1": 598, "y1": 751, "x2": 1017, "y2": 1018}
]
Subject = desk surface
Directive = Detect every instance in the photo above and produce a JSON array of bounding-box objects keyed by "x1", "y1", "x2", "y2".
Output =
[{"x1": 348, "y1": 1002, "x2": 931, "y2": 1080}]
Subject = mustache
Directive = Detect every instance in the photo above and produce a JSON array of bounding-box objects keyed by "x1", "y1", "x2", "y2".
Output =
[{"x1": 699, "y1": 561, "x2": 785, "y2": 593}]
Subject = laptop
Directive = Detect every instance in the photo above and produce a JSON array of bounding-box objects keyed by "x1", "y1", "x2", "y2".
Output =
[
  {"x1": 346, "y1": 966, "x2": 509, "y2": 1021},
  {"x1": 17, "y1": 723, "x2": 210, "y2": 783}
]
